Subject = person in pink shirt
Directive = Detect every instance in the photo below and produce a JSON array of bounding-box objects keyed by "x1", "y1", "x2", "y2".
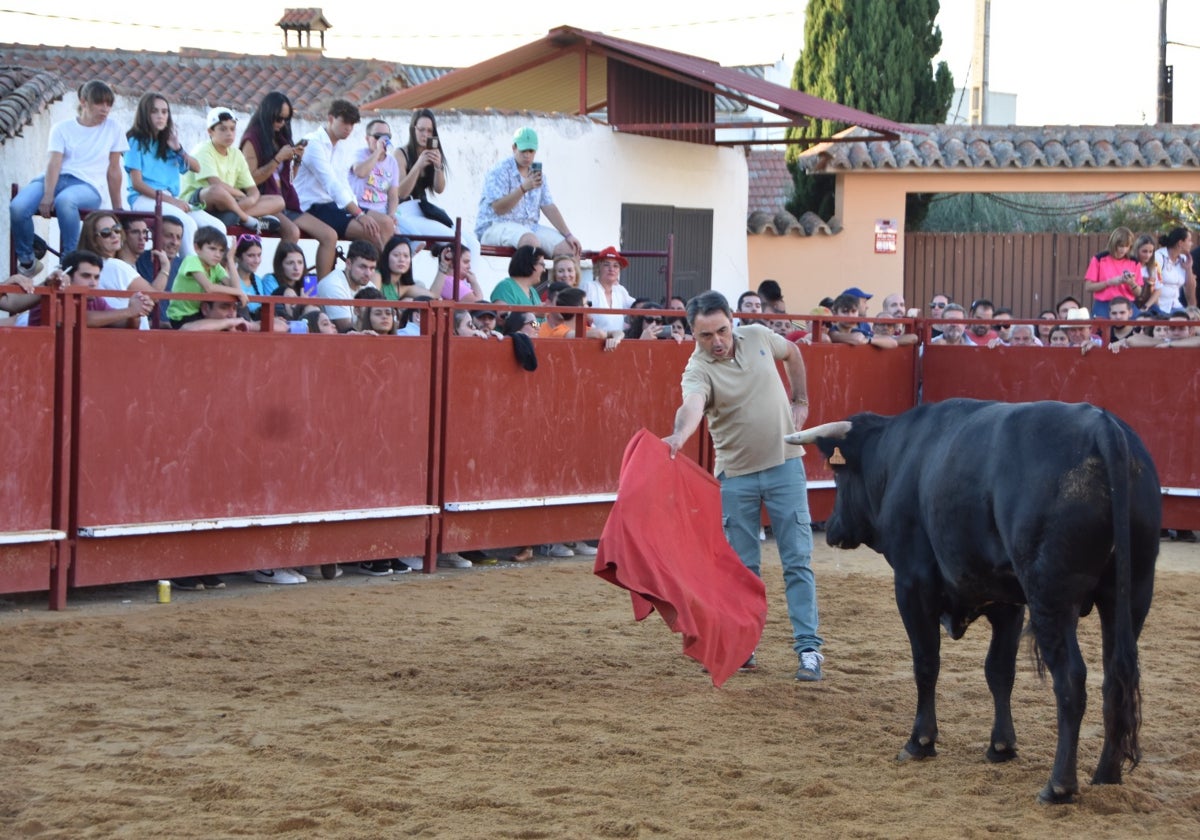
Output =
[{"x1": 1083, "y1": 227, "x2": 1141, "y2": 319}]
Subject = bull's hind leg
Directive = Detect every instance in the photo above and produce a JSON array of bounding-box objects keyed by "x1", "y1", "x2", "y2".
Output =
[
  {"x1": 894, "y1": 574, "x2": 941, "y2": 760},
  {"x1": 1027, "y1": 600, "x2": 1087, "y2": 804},
  {"x1": 982, "y1": 603, "x2": 1024, "y2": 763}
]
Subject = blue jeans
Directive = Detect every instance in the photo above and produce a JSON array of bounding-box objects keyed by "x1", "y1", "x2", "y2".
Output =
[
  {"x1": 10, "y1": 174, "x2": 101, "y2": 262},
  {"x1": 719, "y1": 458, "x2": 823, "y2": 654}
]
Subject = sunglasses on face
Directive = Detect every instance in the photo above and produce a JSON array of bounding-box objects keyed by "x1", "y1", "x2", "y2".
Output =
[
  {"x1": 98, "y1": 224, "x2": 123, "y2": 237},
  {"x1": 274, "y1": 113, "x2": 291, "y2": 123},
  {"x1": 643, "y1": 316, "x2": 663, "y2": 324},
  {"x1": 929, "y1": 302, "x2": 947, "y2": 308}
]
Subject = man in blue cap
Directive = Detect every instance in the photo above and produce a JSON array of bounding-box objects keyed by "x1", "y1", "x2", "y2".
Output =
[{"x1": 475, "y1": 127, "x2": 581, "y2": 258}]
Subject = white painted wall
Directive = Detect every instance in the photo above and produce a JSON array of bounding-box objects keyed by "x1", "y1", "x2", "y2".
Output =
[{"x1": 5, "y1": 104, "x2": 749, "y2": 304}]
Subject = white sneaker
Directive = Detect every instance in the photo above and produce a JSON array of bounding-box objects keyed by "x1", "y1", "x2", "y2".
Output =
[
  {"x1": 570, "y1": 542, "x2": 598, "y2": 556},
  {"x1": 547, "y1": 543, "x2": 575, "y2": 558},
  {"x1": 17, "y1": 258, "x2": 43, "y2": 278},
  {"x1": 254, "y1": 568, "x2": 306, "y2": 585},
  {"x1": 437, "y1": 553, "x2": 472, "y2": 568}
]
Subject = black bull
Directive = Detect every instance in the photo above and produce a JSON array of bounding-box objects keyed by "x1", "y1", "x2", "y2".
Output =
[{"x1": 787, "y1": 399, "x2": 1159, "y2": 804}]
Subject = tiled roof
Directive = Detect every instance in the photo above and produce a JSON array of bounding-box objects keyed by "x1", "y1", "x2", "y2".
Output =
[
  {"x1": 716, "y1": 65, "x2": 765, "y2": 113},
  {"x1": 747, "y1": 209, "x2": 838, "y2": 237},
  {"x1": 796, "y1": 124, "x2": 1200, "y2": 172},
  {"x1": 0, "y1": 44, "x2": 453, "y2": 118},
  {"x1": 747, "y1": 149, "x2": 793, "y2": 214},
  {"x1": 0, "y1": 65, "x2": 67, "y2": 143}
]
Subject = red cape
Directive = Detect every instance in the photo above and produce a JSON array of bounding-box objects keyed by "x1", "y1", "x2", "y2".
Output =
[{"x1": 594, "y1": 429, "x2": 767, "y2": 687}]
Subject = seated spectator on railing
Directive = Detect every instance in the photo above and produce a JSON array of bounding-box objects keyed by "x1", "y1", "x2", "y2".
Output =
[
  {"x1": 262, "y1": 242, "x2": 310, "y2": 321},
  {"x1": 12, "y1": 249, "x2": 151, "y2": 329},
  {"x1": 539, "y1": 286, "x2": 605, "y2": 340},
  {"x1": 628, "y1": 300, "x2": 671, "y2": 341},
  {"x1": 991, "y1": 307, "x2": 1015, "y2": 346},
  {"x1": 379, "y1": 236, "x2": 430, "y2": 301},
  {"x1": 349, "y1": 119, "x2": 400, "y2": 220},
  {"x1": 502, "y1": 310, "x2": 539, "y2": 338},
  {"x1": 430, "y1": 245, "x2": 483, "y2": 302},
  {"x1": 929, "y1": 303, "x2": 971, "y2": 345},
  {"x1": 10, "y1": 80, "x2": 126, "y2": 279},
  {"x1": 967, "y1": 298, "x2": 999, "y2": 346},
  {"x1": 165, "y1": 225, "x2": 245, "y2": 329},
  {"x1": 1083, "y1": 227, "x2": 1141, "y2": 319},
  {"x1": 125, "y1": 92, "x2": 225, "y2": 256},
  {"x1": 239, "y1": 92, "x2": 339, "y2": 278},
  {"x1": 736, "y1": 290, "x2": 763, "y2": 325},
  {"x1": 927, "y1": 292, "x2": 951, "y2": 339},
  {"x1": 393, "y1": 109, "x2": 480, "y2": 255},
  {"x1": 1109, "y1": 306, "x2": 1162, "y2": 353},
  {"x1": 180, "y1": 108, "x2": 284, "y2": 234},
  {"x1": 875, "y1": 292, "x2": 920, "y2": 346},
  {"x1": 318, "y1": 240, "x2": 378, "y2": 332},
  {"x1": 232, "y1": 234, "x2": 266, "y2": 320},
  {"x1": 582, "y1": 246, "x2": 636, "y2": 334},
  {"x1": 304, "y1": 309, "x2": 339, "y2": 334},
  {"x1": 78, "y1": 211, "x2": 152, "y2": 329},
  {"x1": 118, "y1": 218, "x2": 172, "y2": 299},
  {"x1": 178, "y1": 297, "x2": 256, "y2": 332},
  {"x1": 475, "y1": 127, "x2": 580, "y2": 258},
  {"x1": 491, "y1": 245, "x2": 545, "y2": 309},
  {"x1": 1160, "y1": 311, "x2": 1200, "y2": 348},
  {"x1": 552, "y1": 254, "x2": 581, "y2": 288},
  {"x1": 293, "y1": 99, "x2": 395, "y2": 252},
  {"x1": 455, "y1": 309, "x2": 502, "y2": 339},
  {"x1": 1106, "y1": 297, "x2": 1135, "y2": 345},
  {"x1": 135, "y1": 216, "x2": 184, "y2": 321}
]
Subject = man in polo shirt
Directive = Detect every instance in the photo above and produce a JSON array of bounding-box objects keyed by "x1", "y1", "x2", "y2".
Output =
[
  {"x1": 475, "y1": 127, "x2": 581, "y2": 258},
  {"x1": 662, "y1": 290, "x2": 825, "y2": 682},
  {"x1": 293, "y1": 99, "x2": 394, "y2": 251}
]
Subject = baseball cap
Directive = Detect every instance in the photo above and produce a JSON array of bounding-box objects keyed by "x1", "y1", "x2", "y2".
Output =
[
  {"x1": 512, "y1": 127, "x2": 538, "y2": 151},
  {"x1": 206, "y1": 107, "x2": 237, "y2": 129},
  {"x1": 840, "y1": 286, "x2": 873, "y2": 299}
]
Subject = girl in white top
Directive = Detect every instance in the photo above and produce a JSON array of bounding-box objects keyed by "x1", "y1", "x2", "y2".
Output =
[
  {"x1": 1154, "y1": 227, "x2": 1195, "y2": 313},
  {"x1": 10, "y1": 80, "x2": 127, "y2": 275}
]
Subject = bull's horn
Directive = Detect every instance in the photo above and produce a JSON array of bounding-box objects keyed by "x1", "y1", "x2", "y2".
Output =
[{"x1": 785, "y1": 421, "x2": 852, "y2": 446}]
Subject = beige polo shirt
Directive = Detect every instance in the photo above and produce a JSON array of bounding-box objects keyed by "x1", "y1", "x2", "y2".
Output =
[{"x1": 680, "y1": 324, "x2": 801, "y2": 478}]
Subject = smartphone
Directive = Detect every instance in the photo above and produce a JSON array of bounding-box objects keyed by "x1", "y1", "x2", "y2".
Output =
[
  {"x1": 297, "y1": 139, "x2": 308, "y2": 148},
  {"x1": 302, "y1": 273, "x2": 318, "y2": 296},
  {"x1": 428, "y1": 137, "x2": 439, "y2": 151},
  {"x1": 530, "y1": 162, "x2": 542, "y2": 174}
]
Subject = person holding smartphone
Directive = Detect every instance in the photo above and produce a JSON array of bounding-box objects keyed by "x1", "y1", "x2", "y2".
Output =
[
  {"x1": 1082, "y1": 226, "x2": 1141, "y2": 319},
  {"x1": 350, "y1": 119, "x2": 401, "y2": 218},
  {"x1": 475, "y1": 126, "x2": 581, "y2": 259},
  {"x1": 392, "y1": 109, "x2": 478, "y2": 253}
]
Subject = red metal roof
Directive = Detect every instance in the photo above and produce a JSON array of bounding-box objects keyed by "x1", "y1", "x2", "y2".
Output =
[{"x1": 365, "y1": 26, "x2": 910, "y2": 143}]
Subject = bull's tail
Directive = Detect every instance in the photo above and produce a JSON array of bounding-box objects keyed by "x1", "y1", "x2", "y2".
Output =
[{"x1": 1101, "y1": 410, "x2": 1142, "y2": 772}]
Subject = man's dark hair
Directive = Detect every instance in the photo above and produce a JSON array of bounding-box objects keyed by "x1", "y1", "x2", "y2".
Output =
[
  {"x1": 354, "y1": 286, "x2": 383, "y2": 300},
  {"x1": 757, "y1": 279, "x2": 783, "y2": 304},
  {"x1": 158, "y1": 216, "x2": 185, "y2": 231},
  {"x1": 685, "y1": 290, "x2": 732, "y2": 327},
  {"x1": 1055, "y1": 295, "x2": 1081, "y2": 312},
  {"x1": 830, "y1": 293, "x2": 859, "y2": 315},
  {"x1": 61, "y1": 249, "x2": 104, "y2": 276},
  {"x1": 969, "y1": 298, "x2": 994, "y2": 316},
  {"x1": 994, "y1": 306, "x2": 1013, "y2": 317},
  {"x1": 346, "y1": 239, "x2": 379, "y2": 263},
  {"x1": 329, "y1": 99, "x2": 360, "y2": 124},
  {"x1": 556, "y1": 287, "x2": 586, "y2": 308},
  {"x1": 737, "y1": 290, "x2": 761, "y2": 310}
]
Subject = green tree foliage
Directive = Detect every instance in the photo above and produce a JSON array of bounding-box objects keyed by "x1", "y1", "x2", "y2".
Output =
[
  {"x1": 786, "y1": 0, "x2": 954, "y2": 224},
  {"x1": 1077, "y1": 193, "x2": 1200, "y2": 235}
]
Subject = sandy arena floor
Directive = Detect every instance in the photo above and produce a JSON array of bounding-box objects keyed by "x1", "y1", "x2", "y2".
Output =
[{"x1": 1, "y1": 540, "x2": 1197, "y2": 838}]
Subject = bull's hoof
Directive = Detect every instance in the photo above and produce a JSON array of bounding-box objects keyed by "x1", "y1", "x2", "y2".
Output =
[
  {"x1": 897, "y1": 743, "x2": 937, "y2": 762},
  {"x1": 986, "y1": 742, "x2": 1018, "y2": 763},
  {"x1": 1037, "y1": 782, "x2": 1078, "y2": 805}
]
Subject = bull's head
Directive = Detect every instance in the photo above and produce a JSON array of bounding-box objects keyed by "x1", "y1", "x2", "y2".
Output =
[{"x1": 786, "y1": 418, "x2": 880, "y2": 551}]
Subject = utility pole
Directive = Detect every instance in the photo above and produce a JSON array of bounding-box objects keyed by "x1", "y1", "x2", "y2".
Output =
[
  {"x1": 1157, "y1": 0, "x2": 1172, "y2": 123},
  {"x1": 970, "y1": 0, "x2": 990, "y2": 125}
]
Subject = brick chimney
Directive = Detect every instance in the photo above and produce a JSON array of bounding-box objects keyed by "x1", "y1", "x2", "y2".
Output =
[{"x1": 277, "y1": 8, "x2": 333, "y2": 59}]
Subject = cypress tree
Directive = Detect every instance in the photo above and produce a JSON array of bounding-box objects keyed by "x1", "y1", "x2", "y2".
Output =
[{"x1": 786, "y1": 0, "x2": 954, "y2": 224}]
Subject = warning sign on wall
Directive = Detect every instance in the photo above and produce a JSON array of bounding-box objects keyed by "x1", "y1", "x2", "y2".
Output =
[{"x1": 874, "y1": 219, "x2": 898, "y2": 254}]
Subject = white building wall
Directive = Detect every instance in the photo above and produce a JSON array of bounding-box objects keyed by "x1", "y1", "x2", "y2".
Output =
[{"x1": 5, "y1": 105, "x2": 749, "y2": 303}]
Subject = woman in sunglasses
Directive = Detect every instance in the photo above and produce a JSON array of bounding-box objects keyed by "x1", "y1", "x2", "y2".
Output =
[
  {"x1": 78, "y1": 211, "x2": 154, "y2": 328},
  {"x1": 239, "y1": 92, "x2": 339, "y2": 277}
]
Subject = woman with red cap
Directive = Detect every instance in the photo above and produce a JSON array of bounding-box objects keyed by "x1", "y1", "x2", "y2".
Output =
[{"x1": 584, "y1": 246, "x2": 637, "y2": 333}]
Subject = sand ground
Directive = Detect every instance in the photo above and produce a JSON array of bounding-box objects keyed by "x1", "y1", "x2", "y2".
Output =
[{"x1": 2, "y1": 541, "x2": 1197, "y2": 838}]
